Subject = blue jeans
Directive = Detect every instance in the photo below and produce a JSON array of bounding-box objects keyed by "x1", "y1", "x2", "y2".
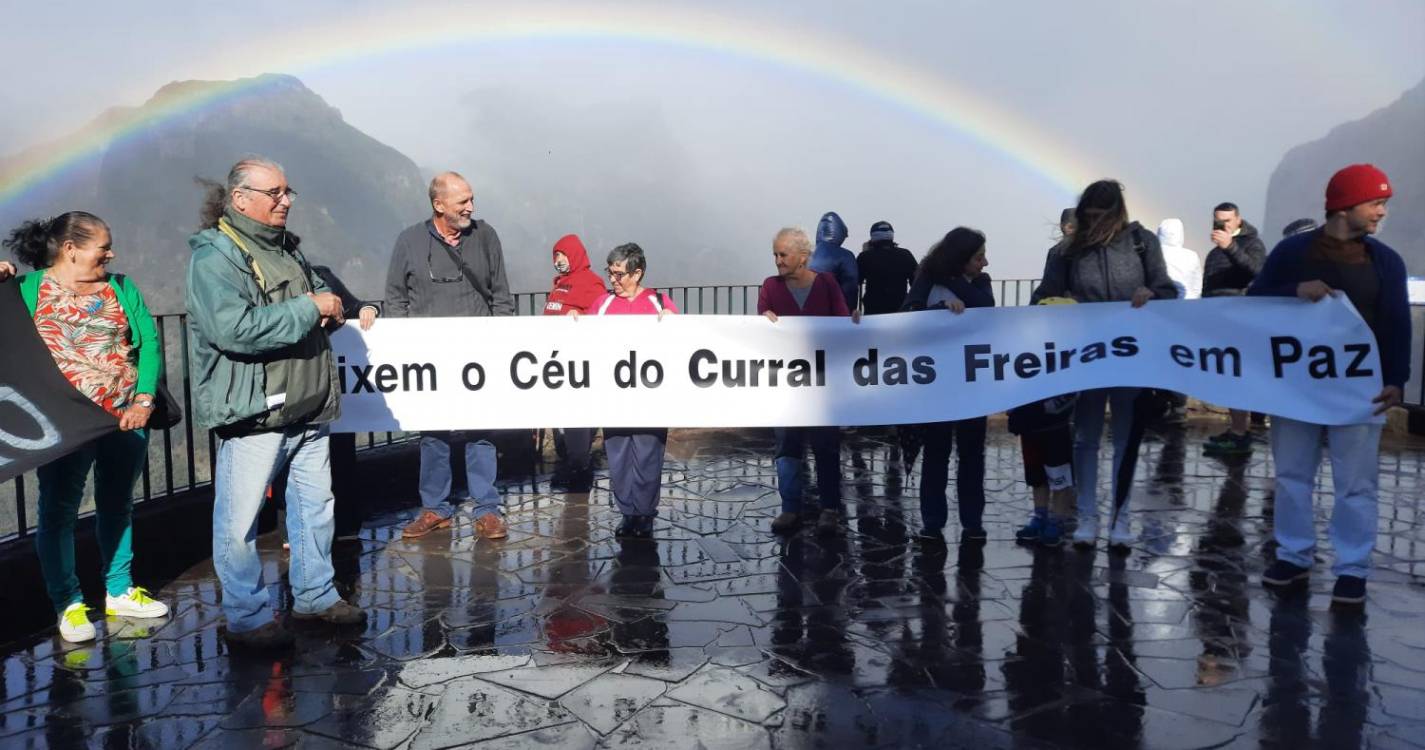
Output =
[
  {"x1": 419, "y1": 431, "x2": 501, "y2": 519},
  {"x1": 213, "y1": 423, "x2": 340, "y2": 633},
  {"x1": 774, "y1": 427, "x2": 842, "y2": 515},
  {"x1": 1073, "y1": 387, "x2": 1138, "y2": 521},
  {"x1": 1270, "y1": 417, "x2": 1382, "y2": 578},
  {"x1": 35, "y1": 429, "x2": 148, "y2": 612}
]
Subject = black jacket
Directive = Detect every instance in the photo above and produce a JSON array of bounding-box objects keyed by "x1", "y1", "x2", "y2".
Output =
[
  {"x1": 1202, "y1": 220, "x2": 1267, "y2": 296},
  {"x1": 857, "y1": 240, "x2": 918, "y2": 314}
]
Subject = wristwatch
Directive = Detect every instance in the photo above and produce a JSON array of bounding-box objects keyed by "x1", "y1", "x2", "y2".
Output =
[{"x1": 135, "y1": 396, "x2": 155, "y2": 409}]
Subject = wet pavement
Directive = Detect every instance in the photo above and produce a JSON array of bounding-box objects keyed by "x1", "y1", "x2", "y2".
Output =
[{"x1": 2, "y1": 422, "x2": 1424, "y2": 749}]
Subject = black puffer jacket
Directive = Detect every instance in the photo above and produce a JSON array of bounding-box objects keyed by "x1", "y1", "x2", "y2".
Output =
[
  {"x1": 1032, "y1": 222, "x2": 1177, "y2": 302},
  {"x1": 1202, "y1": 220, "x2": 1267, "y2": 296}
]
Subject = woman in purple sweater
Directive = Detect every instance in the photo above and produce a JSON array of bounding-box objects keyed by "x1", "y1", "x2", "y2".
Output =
[{"x1": 759, "y1": 227, "x2": 852, "y2": 536}]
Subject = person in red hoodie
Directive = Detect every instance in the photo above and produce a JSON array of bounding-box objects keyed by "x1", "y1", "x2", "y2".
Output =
[{"x1": 543, "y1": 234, "x2": 606, "y2": 489}]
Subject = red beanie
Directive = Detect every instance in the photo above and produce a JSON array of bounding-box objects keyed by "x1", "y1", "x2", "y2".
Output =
[{"x1": 1325, "y1": 164, "x2": 1392, "y2": 212}]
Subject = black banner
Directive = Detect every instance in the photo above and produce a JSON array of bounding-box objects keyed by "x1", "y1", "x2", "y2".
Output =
[{"x1": 0, "y1": 280, "x2": 115, "y2": 482}]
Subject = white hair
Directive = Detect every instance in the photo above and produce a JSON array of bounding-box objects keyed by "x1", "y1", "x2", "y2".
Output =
[{"x1": 773, "y1": 226, "x2": 812, "y2": 256}]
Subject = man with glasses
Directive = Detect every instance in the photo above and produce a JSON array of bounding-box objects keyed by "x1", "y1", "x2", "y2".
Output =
[
  {"x1": 372, "y1": 171, "x2": 515, "y2": 540},
  {"x1": 187, "y1": 157, "x2": 365, "y2": 650}
]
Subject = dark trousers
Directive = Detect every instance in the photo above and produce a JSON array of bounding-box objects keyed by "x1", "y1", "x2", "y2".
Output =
[
  {"x1": 557, "y1": 428, "x2": 595, "y2": 471},
  {"x1": 604, "y1": 428, "x2": 668, "y2": 517},
  {"x1": 920, "y1": 417, "x2": 988, "y2": 531},
  {"x1": 773, "y1": 427, "x2": 842, "y2": 514}
]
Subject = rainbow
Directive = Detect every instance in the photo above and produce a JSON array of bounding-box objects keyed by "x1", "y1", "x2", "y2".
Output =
[{"x1": 0, "y1": 5, "x2": 1130, "y2": 213}]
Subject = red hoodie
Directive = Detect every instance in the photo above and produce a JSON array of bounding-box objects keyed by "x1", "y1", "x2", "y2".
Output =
[{"x1": 544, "y1": 234, "x2": 606, "y2": 315}]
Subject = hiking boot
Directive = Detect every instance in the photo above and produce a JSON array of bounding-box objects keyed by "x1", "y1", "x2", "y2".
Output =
[
  {"x1": 224, "y1": 621, "x2": 294, "y2": 651},
  {"x1": 1262, "y1": 560, "x2": 1311, "y2": 587},
  {"x1": 58, "y1": 603, "x2": 96, "y2": 643},
  {"x1": 1204, "y1": 430, "x2": 1252, "y2": 455},
  {"x1": 402, "y1": 510, "x2": 452, "y2": 539},
  {"x1": 1331, "y1": 575, "x2": 1366, "y2": 605},
  {"x1": 815, "y1": 509, "x2": 841, "y2": 536},
  {"x1": 770, "y1": 512, "x2": 801, "y2": 535},
  {"x1": 475, "y1": 513, "x2": 508, "y2": 540},
  {"x1": 1016, "y1": 516, "x2": 1047, "y2": 543},
  {"x1": 292, "y1": 599, "x2": 367, "y2": 626},
  {"x1": 105, "y1": 586, "x2": 169, "y2": 618}
]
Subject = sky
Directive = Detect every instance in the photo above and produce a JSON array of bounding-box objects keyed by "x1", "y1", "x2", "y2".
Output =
[{"x1": 1, "y1": 0, "x2": 1423, "y2": 283}]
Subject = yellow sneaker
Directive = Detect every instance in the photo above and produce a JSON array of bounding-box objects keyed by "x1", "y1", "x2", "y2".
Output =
[
  {"x1": 105, "y1": 587, "x2": 169, "y2": 619},
  {"x1": 58, "y1": 602, "x2": 96, "y2": 643}
]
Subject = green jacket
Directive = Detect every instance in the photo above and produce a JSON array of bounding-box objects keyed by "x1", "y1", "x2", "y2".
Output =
[
  {"x1": 185, "y1": 224, "x2": 339, "y2": 430},
  {"x1": 19, "y1": 271, "x2": 163, "y2": 396}
]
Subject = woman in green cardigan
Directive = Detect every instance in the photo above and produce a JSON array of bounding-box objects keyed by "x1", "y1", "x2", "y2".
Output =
[{"x1": 2, "y1": 212, "x2": 170, "y2": 643}]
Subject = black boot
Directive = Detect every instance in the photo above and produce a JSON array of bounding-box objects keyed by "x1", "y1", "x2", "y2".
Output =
[{"x1": 616, "y1": 515, "x2": 639, "y2": 538}]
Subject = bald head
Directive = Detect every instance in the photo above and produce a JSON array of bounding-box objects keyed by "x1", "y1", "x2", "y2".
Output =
[{"x1": 428, "y1": 171, "x2": 474, "y2": 232}]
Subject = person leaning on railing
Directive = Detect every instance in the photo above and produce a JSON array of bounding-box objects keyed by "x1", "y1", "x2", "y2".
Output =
[{"x1": 1, "y1": 212, "x2": 171, "y2": 644}]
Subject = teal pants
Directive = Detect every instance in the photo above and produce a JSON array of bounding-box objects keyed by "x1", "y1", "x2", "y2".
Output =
[{"x1": 35, "y1": 429, "x2": 148, "y2": 613}]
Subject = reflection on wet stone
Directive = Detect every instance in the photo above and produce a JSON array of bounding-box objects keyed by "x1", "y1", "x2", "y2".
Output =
[{"x1": 1, "y1": 425, "x2": 1422, "y2": 747}]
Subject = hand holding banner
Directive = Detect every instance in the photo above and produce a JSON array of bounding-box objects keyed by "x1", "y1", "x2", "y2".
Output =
[
  {"x1": 329, "y1": 296, "x2": 1383, "y2": 433},
  {"x1": 0, "y1": 282, "x2": 117, "y2": 482}
]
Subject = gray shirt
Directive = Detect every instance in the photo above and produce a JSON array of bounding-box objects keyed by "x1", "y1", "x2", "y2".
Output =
[{"x1": 383, "y1": 219, "x2": 516, "y2": 318}]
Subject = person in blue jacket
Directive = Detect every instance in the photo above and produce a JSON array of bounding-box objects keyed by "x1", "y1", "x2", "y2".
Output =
[
  {"x1": 810, "y1": 211, "x2": 859, "y2": 312},
  {"x1": 1248, "y1": 163, "x2": 1407, "y2": 606}
]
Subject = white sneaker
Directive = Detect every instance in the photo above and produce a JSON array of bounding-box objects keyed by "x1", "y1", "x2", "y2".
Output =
[
  {"x1": 1109, "y1": 513, "x2": 1134, "y2": 549},
  {"x1": 1072, "y1": 515, "x2": 1099, "y2": 547},
  {"x1": 58, "y1": 603, "x2": 96, "y2": 643},
  {"x1": 105, "y1": 587, "x2": 169, "y2": 619}
]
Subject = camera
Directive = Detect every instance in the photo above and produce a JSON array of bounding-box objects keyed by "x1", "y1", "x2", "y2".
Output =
[{"x1": 1212, "y1": 219, "x2": 1227, "y2": 231}]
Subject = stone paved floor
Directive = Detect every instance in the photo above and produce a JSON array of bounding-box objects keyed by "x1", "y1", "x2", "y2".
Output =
[{"x1": 1, "y1": 423, "x2": 1424, "y2": 749}]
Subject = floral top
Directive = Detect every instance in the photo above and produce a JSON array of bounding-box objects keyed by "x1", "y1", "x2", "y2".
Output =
[{"x1": 33, "y1": 275, "x2": 138, "y2": 417}]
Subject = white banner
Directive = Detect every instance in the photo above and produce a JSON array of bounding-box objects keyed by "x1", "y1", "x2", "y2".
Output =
[{"x1": 328, "y1": 296, "x2": 1384, "y2": 432}]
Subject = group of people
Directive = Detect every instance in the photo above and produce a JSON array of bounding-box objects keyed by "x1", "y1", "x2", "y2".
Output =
[{"x1": 0, "y1": 157, "x2": 1405, "y2": 651}]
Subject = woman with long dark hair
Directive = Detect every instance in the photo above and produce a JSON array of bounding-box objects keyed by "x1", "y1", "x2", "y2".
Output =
[
  {"x1": 903, "y1": 227, "x2": 993, "y2": 542},
  {"x1": 4, "y1": 212, "x2": 170, "y2": 643},
  {"x1": 1034, "y1": 180, "x2": 1176, "y2": 549}
]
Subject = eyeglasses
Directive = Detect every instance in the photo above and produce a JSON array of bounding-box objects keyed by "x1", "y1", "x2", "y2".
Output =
[
  {"x1": 240, "y1": 185, "x2": 298, "y2": 203},
  {"x1": 428, "y1": 244, "x2": 465, "y2": 284},
  {"x1": 607, "y1": 268, "x2": 637, "y2": 282}
]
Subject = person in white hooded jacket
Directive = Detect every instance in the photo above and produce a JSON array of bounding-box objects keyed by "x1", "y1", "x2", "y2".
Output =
[{"x1": 1156, "y1": 218, "x2": 1202, "y2": 300}]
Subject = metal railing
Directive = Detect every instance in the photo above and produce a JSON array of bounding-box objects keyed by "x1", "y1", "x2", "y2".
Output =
[{"x1": 1, "y1": 279, "x2": 1042, "y2": 541}]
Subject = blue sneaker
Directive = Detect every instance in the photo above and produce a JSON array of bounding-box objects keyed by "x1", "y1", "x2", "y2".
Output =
[
  {"x1": 1016, "y1": 516, "x2": 1046, "y2": 543},
  {"x1": 1040, "y1": 518, "x2": 1063, "y2": 547}
]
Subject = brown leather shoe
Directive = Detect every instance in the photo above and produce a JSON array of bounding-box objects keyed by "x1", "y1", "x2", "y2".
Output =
[
  {"x1": 475, "y1": 512, "x2": 508, "y2": 540},
  {"x1": 402, "y1": 510, "x2": 452, "y2": 539}
]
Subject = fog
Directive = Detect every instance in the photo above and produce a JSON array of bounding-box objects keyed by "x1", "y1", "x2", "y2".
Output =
[{"x1": 2, "y1": 0, "x2": 1423, "y2": 290}]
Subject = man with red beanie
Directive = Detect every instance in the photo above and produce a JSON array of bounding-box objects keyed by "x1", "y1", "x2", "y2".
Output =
[
  {"x1": 544, "y1": 234, "x2": 605, "y2": 488},
  {"x1": 1248, "y1": 163, "x2": 1407, "y2": 605}
]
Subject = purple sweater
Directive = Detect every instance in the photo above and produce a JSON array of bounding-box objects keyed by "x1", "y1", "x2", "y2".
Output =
[{"x1": 757, "y1": 272, "x2": 851, "y2": 317}]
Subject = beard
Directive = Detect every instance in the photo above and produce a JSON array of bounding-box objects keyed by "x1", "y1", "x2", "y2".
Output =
[
  {"x1": 554, "y1": 261, "x2": 571, "y2": 274},
  {"x1": 444, "y1": 211, "x2": 473, "y2": 231}
]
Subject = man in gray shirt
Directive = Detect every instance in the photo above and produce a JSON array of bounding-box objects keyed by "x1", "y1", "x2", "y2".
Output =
[{"x1": 370, "y1": 172, "x2": 515, "y2": 540}]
